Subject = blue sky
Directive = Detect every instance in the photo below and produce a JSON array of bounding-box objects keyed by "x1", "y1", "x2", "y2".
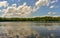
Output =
[
  {"x1": 0, "y1": 0, "x2": 60, "y2": 17},
  {"x1": 31, "y1": 0, "x2": 60, "y2": 17}
]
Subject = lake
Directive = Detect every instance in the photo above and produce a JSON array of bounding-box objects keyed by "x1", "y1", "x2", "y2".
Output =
[{"x1": 0, "y1": 22, "x2": 60, "y2": 38}]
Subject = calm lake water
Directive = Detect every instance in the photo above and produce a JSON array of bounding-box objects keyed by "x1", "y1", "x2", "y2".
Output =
[{"x1": 0, "y1": 22, "x2": 60, "y2": 38}]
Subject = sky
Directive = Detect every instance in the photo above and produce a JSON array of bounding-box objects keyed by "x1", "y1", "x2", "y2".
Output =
[{"x1": 0, "y1": 0, "x2": 60, "y2": 17}]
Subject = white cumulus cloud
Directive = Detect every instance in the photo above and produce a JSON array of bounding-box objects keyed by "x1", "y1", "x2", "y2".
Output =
[
  {"x1": 1, "y1": 0, "x2": 58, "y2": 17},
  {"x1": 35, "y1": 0, "x2": 50, "y2": 8},
  {"x1": 48, "y1": 12, "x2": 52, "y2": 15},
  {"x1": 2, "y1": 2, "x2": 33, "y2": 17},
  {"x1": 48, "y1": 12, "x2": 56, "y2": 15},
  {"x1": 2, "y1": 0, "x2": 51, "y2": 17},
  {"x1": 50, "y1": 5, "x2": 55, "y2": 9},
  {"x1": 51, "y1": 0, "x2": 58, "y2": 3},
  {"x1": 0, "y1": 1, "x2": 8, "y2": 7}
]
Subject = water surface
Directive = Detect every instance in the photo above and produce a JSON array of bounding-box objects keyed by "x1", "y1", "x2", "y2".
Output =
[{"x1": 0, "y1": 22, "x2": 60, "y2": 38}]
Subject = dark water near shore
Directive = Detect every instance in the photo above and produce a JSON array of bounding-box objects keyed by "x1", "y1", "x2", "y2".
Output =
[{"x1": 0, "y1": 22, "x2": 60, "y2": 38}]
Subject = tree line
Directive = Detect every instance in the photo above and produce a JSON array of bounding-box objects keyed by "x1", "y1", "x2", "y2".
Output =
[{"x1": 0, "y1": 16, "x2": 60, "y2": 21}]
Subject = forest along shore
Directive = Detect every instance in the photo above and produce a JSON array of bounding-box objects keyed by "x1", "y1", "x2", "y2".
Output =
[{"x1": 0, "y1": 16, "x2": 60, "y2": 22}]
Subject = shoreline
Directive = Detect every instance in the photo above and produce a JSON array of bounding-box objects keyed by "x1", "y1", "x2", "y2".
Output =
[
  {"x1": 0, "y1": 16, "x2": 60, "y2": 22},
  {"x1": 0, "y1": 21, "x2": 60, "y2": 23}
]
